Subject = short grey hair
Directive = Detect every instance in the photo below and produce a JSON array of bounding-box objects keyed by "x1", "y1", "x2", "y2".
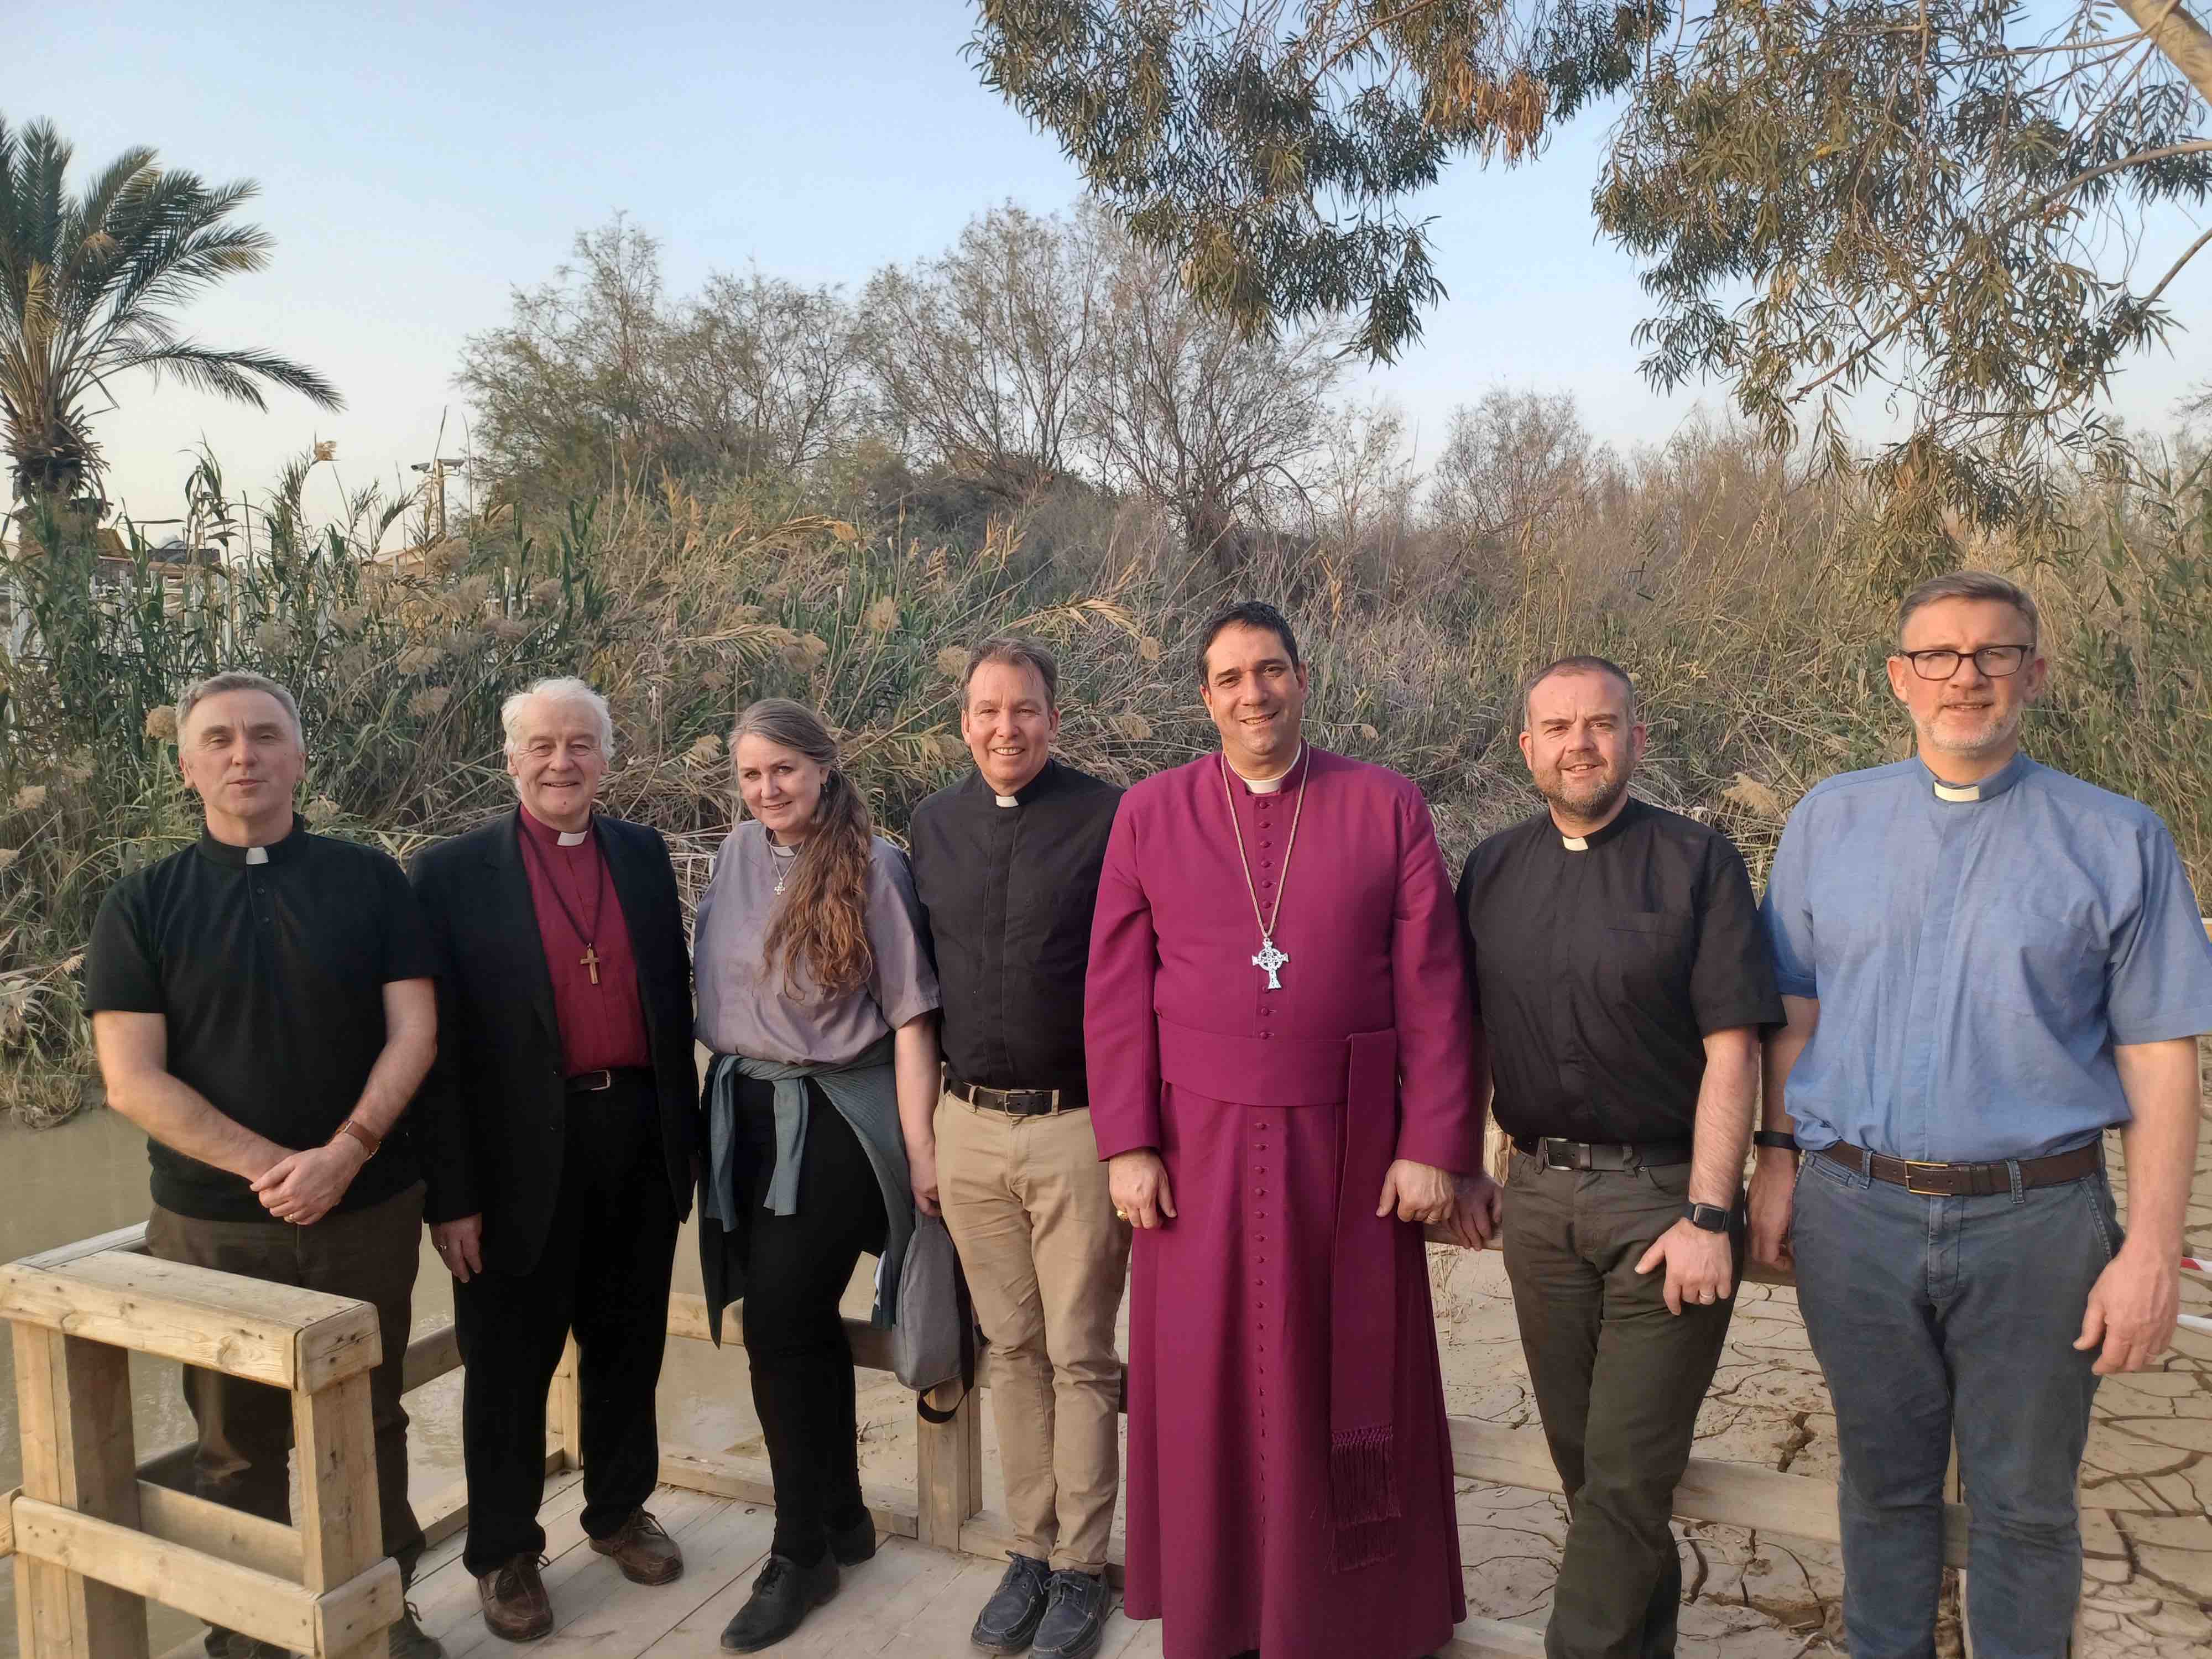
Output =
[
  {"x1": 1897, "y1": 570, "x2": 2039, "y2": 648},
  {"x1": 178, "y1": 671, "x2": 303, "y2": 744},
  {"x1": 1520, "y1": 655, "x2": 1637, "y2": 728},
  {"x1": 502, "y1": 677, "x2": 614, "y2": 757}
]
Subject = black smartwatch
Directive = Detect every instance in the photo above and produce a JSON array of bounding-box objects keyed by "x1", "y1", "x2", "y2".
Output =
[
  {"x1": 1683, "y1": 1202, "x2": 1731, "y2": 1233},
  {"x1": 1752, "y1": 1130, "x2": 1799, "y2": 1152}
]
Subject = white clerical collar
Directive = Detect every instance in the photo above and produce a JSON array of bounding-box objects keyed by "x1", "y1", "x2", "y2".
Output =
[
  {"x1": 1923, "y1": 750, "x2": 2030, "y2": 806},
  {"x1": 245, "y1": 846, "x2": 269, "y2": 865},
  {"x1": 1227, "y1": 744, "x2": 1303, "y2": 795},
  {"x1": 1560, "y1": 835, "x2": 1588, "y2": 852},
  {"x1": 995, "y1": 794, "x2": 1019, "y2": 808},
  {"x1": 556, "y1": 829, "x2": 589, "y2": 846},
  {"x1": 770, "y1": 841, "x2": 797, "y2": 859}
]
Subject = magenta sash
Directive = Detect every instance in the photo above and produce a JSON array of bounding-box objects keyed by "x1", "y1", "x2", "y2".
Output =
[{"x1": 1157, "y1": 1018, "x2": 1405, "y2": 1569}]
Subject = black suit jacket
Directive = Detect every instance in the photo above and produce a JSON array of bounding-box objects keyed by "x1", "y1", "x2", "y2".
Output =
[{"x1": 409, "y1": 811, "x2": 698, "y2": 1276}]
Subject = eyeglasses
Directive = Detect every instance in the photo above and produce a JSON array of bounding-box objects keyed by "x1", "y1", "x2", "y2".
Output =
[{"x1": 1897, "y1": 644, "x2": 2034, "y2": 681}]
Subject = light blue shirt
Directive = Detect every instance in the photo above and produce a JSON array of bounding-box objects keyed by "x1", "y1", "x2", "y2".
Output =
[{"x1": 1762, "y1": 752, "x2": 2212, "y2": 1162}]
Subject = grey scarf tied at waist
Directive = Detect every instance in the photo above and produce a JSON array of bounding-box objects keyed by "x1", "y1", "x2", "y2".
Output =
[{"x1": 703, "y1": 1033, "x2": 914, "y2": 1327}]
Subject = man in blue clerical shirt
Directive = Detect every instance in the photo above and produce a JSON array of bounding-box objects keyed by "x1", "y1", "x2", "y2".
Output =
[{"x1": 1751, "y1": 569, "x2": 2212, "y2": 1659}]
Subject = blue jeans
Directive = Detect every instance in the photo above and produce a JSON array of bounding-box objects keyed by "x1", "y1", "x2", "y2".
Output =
[{"x1": 1791, "y1": 1150, "x2": 2115, "y2": 1659}]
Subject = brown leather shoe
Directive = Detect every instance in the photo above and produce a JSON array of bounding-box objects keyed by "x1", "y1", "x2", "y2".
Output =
[
  {"x1": 477, "y1": 1554, "x2": 553, "y2": 1642},
  {"x1": 589, "y1": 1508, "x2": 684, "y2": 1585}
]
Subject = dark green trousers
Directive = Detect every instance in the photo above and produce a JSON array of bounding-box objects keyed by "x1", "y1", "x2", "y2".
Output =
[
  {"x1": 146, "y1": 1182, "x2": 427, "y2": 1578},
  {"x1": 1501, "y1": 1149, "x2": 1739, "y2": 1659}
]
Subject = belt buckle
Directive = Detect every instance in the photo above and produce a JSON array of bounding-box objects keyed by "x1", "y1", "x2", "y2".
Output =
[
  {"x1": 576, "y1": 1069, "x2": 613, "y2": 1093},
  {"x1": 1540, "y1": 1138, "x2": 1579, "y2": 1172},
  {"x1": 1903, "y1": 1159, "x2": 1950, "y2": 1196}
]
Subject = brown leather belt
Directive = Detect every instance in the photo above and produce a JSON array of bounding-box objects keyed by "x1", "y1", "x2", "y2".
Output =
[
  {"x1": 945, "y1": 1075, "x2": 1086, "y2": 1115},
  {"x1": 1822, "y1": 1139, "x2": 2101, "y2": 1197}
]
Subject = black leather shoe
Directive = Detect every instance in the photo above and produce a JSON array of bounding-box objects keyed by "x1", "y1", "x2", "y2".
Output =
[
  {"x1": 969, "y1": 1553, "x2": 1050, "y2": 1654},
  {"x1": 719, "y1": 1553, "x2": 838, "y2": 1652},
  {"x1": 1031, "y1": 1569, "x2": 1110, "y2": 1659},
  {"x1": 828, "y1": 1512, "x2": 878, "y2": 1566}
]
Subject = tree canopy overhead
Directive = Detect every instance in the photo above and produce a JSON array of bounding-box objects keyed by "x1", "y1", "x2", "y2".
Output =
[{"x1": 973, "y1": 2, "x2": 2212, "y2": 509}]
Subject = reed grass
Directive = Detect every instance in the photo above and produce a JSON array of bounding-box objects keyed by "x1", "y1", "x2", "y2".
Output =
[{"x1": 3, "y1": 426, "x2": 2208, "y2": 1125}]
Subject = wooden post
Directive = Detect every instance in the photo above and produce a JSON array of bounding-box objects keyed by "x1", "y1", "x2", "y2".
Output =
[
  {"x1": 294, "y1": 1373, "x2": 389, "y2": 1659},
  {"x1": 11, "y1": 1324, "x2": 149, "y2": 1659},
  {"x1": 916, "y1": 1381, "x2": 981, "y2": 1552},
  {"x1": 550, "y1": 1335, "x2": 583, "y2": 1472}
]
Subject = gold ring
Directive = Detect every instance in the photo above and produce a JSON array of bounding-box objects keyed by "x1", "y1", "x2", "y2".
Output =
[{"x1": 1115, "y1": 1209, "x2": 1129, "y2": 1220}]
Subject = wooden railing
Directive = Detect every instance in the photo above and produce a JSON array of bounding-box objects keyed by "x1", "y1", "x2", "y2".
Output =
[
  {"x1": 0, "y1": 1235, "x2": 405, "y2": 1659},
  {"x1": 2, "y1": 1221, "x2": 1964, "y2": 1659}
]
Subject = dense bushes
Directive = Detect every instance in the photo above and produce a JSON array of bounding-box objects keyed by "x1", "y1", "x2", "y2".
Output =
[{"x1": 4, "y1": 422, "x2": 2209, "y2": 1124}]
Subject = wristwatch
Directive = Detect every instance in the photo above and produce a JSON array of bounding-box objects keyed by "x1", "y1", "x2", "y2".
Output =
[
  {"x1": 1683, "y1": 1201, "x2": 1730, "y2": 1233},
  {"x1": 336, "y1": 1119, "x2": 381, "y2": 1159},
  {"x1": 1752, "y1": 1130, "x2": 1799, "y2": 1152}
]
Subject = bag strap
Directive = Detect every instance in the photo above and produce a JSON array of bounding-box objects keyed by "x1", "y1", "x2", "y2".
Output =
[{"x1": 913, "y1": 1241, "x2": 981, "y2": 1423}]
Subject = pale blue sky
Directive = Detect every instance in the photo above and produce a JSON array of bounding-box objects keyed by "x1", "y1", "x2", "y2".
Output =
[{"x1": 14, "y1": 2, "x2": 2211, "y2": 531}]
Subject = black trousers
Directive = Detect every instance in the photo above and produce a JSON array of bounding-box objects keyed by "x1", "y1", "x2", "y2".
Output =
[
  {"x1": 453, "y1": 1072, "x2": 680, "y2": 1575},
  {"x1": 734, "y1": 1074, "x2": 888, "y2": 1563}
]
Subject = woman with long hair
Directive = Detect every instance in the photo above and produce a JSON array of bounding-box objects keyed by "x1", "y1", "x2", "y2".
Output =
[{"x1": 692, "y1": 698, "x2": 942, "y2": 1652}]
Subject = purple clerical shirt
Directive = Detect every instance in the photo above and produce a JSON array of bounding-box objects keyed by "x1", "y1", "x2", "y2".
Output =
[{"x1": 516, "y1": 806, "x2": 651, "y2": 1076}]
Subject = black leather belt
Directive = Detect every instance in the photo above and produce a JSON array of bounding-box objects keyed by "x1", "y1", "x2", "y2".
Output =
[
  {"x1": 566, "y1": 1067, "x2": 651, "y2": 1094},
  {"x1": 1822, "y1": 1139, "x2": 2100, "y2": 1197},
  {"x1": 1514, "y1": 1135, "x2": 1693, "y2": 1172},
  {"x1": 945, "y1": 1075, "x2": 1086, "y2": 1115}
]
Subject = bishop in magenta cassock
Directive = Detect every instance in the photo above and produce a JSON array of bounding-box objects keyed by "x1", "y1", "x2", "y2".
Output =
[{"x1": 1086, "y1": 601, "x2": 1491, "y2": 1659}]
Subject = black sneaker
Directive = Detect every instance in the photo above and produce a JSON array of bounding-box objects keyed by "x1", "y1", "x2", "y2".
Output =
[
  {"x1": 1031, "y1": 1569, "x2": 1110, "y2": 1659},
  {"x1": 828, "y1": 1512, "x2": 878, "y2": 1566},
  {"x1": 719, "y1": 1552, "x2": 838, "y2": 1652},
  {"x1": 970, "y1": 1553, "x2": 1050, "y2": 1653}
]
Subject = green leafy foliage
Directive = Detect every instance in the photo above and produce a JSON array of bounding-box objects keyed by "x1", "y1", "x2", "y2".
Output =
[{"x1": 0, "y1": 112, "x2": 340, "y2": 508}]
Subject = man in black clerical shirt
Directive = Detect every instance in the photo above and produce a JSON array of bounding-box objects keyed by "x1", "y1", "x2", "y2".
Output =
[
  {"x1": 86, "y1": 670, "x2": 445, "y2": 1659},
  {"x1": 1456, "y1": 656, "x2": 1781, "y2": 1659},
  {"x1": 908, "y1": 638, "x2": 1125, "y2": 1659}
]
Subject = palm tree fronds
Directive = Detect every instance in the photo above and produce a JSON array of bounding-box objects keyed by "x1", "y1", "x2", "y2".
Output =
[{"x1": 0, "y1": 110, "x2": 336, "y2": 509}]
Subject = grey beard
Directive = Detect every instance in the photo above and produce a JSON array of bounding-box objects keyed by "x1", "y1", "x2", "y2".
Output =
[{"x1": 1543, "y1": 772, "x2": 1629, "y2": 822}]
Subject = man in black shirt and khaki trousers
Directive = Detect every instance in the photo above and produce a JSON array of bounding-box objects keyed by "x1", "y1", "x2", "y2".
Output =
[
  {"x1": 909, "y1": 638, "x2": 1126, "y2": 1659},
  {"x1": 86, "y1": 670, "x2": 445, "y2": 1659},
  {"x1": 1457, "y1": 656, "x2": 1782, "y2": 1659}
]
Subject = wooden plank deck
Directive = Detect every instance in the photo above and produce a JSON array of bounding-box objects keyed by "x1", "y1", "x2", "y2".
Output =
[{"x1": 156, "y1": 1469, "x2": 1545, "y2": 1658}]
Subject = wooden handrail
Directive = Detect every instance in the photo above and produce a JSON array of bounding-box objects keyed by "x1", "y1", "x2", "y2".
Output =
[
  {"x1": 1, "y1": 1249, "x2": 403, "y2": 1658},
  {"x1": 4, "y1": 1201, "x2": 1968, "y2": 1659}
]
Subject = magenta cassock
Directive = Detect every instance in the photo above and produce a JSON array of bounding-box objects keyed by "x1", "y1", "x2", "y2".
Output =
[{"x1": 1086, "y1": 747, "x2": 1483, "y2": 1659}]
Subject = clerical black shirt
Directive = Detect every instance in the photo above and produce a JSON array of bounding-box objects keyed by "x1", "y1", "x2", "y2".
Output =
[
  {"x1": 84, "y1": 817, "x2": 437, "y2": 1222},
  {"x1": 908, "y1": 759, "x2": 1123, "y2": 1093},
  {"x1": 1456, "y1": 797, "x2": 1782, "y2": 1146}
]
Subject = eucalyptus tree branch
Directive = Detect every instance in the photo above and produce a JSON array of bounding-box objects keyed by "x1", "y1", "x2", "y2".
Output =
[{"x1": 2115, "y1": 1, "x2": 2212, "y2": 105}]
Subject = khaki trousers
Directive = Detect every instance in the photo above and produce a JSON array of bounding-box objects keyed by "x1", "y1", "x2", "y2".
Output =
[{"x1": 936, "y1": 1092, "x2": 1130, "y2": 1573}]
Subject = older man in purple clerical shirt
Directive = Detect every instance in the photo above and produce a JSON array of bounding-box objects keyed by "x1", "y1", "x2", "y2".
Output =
[{"x1": 1085, "y1": 599, "x2": 1496, "y2": 1659}]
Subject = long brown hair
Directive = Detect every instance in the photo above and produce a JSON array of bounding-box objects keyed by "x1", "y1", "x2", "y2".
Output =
[{"x1": 734, "y1": 698, "x2": 875, "y2": 1000}]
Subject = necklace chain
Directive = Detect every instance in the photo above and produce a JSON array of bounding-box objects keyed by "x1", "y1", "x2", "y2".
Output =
[
  {"x1": 1219, "y1": 744, "x2": 1308, "y2": 966},
  {"x1": 516, "y1": 813, "x2": 608, "y2": 982}
]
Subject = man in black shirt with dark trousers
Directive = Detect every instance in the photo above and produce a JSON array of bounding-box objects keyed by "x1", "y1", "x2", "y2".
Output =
[
  {"x1": 86, "y1": 670, "x2": 444, "y2": 1659},
  {"x1": 1457, "y1": 656, "x2": 1781, "y2": 1659},
  {"x1": 909, "y1": 638, "x2": 1125, "y2": 1659}
]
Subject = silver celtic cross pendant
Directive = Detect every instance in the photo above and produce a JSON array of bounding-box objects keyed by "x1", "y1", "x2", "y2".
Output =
[{"x1": 1253, "y1": 937, "x2": 1288, "y2": 990}]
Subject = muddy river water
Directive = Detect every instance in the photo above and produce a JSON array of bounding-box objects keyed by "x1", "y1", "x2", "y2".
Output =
[{"x1": 4, "y1": 1104, "x2": 2210, "y2": 1657}]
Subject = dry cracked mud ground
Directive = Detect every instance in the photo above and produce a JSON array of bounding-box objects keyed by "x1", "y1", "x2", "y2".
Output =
[{"x1": 1431, "y1": 1102, "x2": 2212, "y2": 1658}]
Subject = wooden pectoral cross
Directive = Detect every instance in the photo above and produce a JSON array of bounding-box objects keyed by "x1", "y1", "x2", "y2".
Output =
[
  {"x1": 580, "y1": 943, "x2": 602, "y2": 985},
  {"x1": 1253, "y1": 937, "x2": 1288, "y2": 991}
]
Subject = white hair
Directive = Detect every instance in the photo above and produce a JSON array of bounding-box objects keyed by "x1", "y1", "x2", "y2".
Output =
[{"x1": 502, "y1": 677, "x2": 614, "y2": 758}]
